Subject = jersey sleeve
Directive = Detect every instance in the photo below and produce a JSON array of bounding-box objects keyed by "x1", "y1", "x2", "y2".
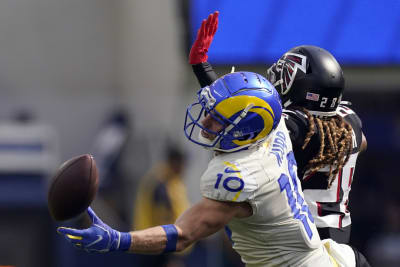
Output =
[
  {"x1": 192, "y1": 62, "x2": 219, "y2": 88},
  {"x1": 337, "y1": 105, "x2": 363, "y2": 129},
  {"x1": 337, "y1": 105, "x2": 363, "y2": 151},
  {"x1": 200, "y1": 157, "x2": 258, "y2": 203}
]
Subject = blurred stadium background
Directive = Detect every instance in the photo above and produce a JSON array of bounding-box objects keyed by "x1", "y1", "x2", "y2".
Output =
[{"x1": 0, "y1": 0, "x2": 399, "y2": 266}]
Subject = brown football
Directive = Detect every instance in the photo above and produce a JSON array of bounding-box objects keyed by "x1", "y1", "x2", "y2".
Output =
[{"x1": 48, "y1": 154, "x2": 99, "y2": 221}]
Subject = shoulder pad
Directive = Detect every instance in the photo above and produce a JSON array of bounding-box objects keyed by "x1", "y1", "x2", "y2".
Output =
[
  {"x1": 337, "y1": 105, "x2": 356, "y2": 116},
  {"x1": 337, "y1": 105, "x2": 362, "y2": 129}
]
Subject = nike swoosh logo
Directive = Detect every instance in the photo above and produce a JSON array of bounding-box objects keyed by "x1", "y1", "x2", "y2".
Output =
[
  {"x1": 86, "y1": 235, "x2": 103, "y2": 248},
  {"x1": 224, "y1": 167, "x2": 240, "y2": 174}
]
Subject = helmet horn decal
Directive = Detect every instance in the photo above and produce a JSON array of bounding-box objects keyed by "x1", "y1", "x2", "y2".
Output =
[{"x1": 215, "y1": 95, "x2": 275, "y2": 146}]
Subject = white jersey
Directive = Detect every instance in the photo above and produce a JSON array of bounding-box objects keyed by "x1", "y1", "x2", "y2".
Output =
[{"x1": 200, "y1": 121, "x2": 356, "y2": 266}]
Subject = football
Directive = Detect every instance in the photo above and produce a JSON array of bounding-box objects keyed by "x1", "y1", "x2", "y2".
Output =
[{"x1": 48, "y1": 154, "x2": 99, "y2": 221}]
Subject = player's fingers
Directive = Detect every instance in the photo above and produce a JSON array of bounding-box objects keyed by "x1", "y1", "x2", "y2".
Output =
[
  {"x1": 206, "y1": 12, "x2": 213, "y2": 23},
  {"x1": 195, "y1": 28, "x2": 201, "y2": 40},
  {"x1": 209, "y1": 12, "x2": 218, "y2": 33},
  {"x1": 199, "y1": 19, "x2": 206, "y2": 39},
  {"x1": 87, "y1": 206, "x2": 95, "y2": 220},
  {"x1": 208, "y1": 12, "x2": 217, "y2": 35},
  {"x1": 87, "y1": 207, "x2": 102, "y2": 224},
  {"x1": 57, "y1": 227, "x2": 85, "y2": 240},
  {"x1": 57, "y1": 226, "x2": 75, "y2": 235},
  {"x1": 207, "y1": 14, "x2": 215, "y2": 36},
  {"x1": 63, "y1": 235, "x2": 83, "y2": 245},
  {"x1": 205, "y1": 14, "x2": 212, "y2": 36},
  {"x1": 211, "y1": 12, "x2": 219, "y2": 36}
]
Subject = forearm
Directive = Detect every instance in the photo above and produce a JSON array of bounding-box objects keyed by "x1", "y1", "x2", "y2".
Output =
[
  {"x1": 128, "y1": 226, "x2": 167, "y2": 254},
  {"x1": 128, "y1": 199, "x2": 233, "y2": 254},
  {"x1": 128, "y1": 225, "x2": 188, "y2": 254}
]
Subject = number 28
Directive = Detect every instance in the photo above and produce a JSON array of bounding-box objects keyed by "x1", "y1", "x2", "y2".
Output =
[{"x1": 320, "y1": 97, "x2": 337, "y2": 108}]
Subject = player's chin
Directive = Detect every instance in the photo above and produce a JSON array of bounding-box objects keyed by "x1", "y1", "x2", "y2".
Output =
[{"x1": 201, "y1": 130, "x2": 216, "y2": 140}]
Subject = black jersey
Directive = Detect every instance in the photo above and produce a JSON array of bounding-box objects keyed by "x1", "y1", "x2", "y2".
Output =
[{"x1": 284, "y1": 106, "x2": 363, "y2": 243}]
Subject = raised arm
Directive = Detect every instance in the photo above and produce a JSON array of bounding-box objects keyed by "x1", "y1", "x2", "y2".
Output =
[
  {"x1": 57, "y1": 197, "x2": 251, "y2": 254},
  {"x1": 189, "y1": 11, "x2": 219, "y2": 87}
]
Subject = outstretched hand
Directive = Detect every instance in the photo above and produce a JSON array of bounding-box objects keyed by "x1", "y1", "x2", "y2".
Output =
[
  {"x1": 57, "y1": 207, "x2": 131, "y2": 253},
  {"x1": 189, "y1": 11, "x2": 219, "y2": 64}
]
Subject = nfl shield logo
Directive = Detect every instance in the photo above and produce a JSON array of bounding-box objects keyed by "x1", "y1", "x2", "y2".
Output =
[{"x1": 306, "y1": 92, "x2": 320, "y2": 101}]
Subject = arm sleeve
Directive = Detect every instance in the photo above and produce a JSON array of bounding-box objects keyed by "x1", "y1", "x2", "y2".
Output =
[{"x1": 192, "y1": 62, "x2": 219, "y2": 88}]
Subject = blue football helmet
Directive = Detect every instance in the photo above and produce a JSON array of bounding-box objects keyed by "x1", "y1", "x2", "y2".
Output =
[{"x1": 184, "y1": 71, "x2": 282, "y2": 152}]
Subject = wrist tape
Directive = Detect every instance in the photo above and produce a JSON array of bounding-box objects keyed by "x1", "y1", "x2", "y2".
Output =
[{"x1": 161, "y1": 224, "x2": 178, "y2": 253}]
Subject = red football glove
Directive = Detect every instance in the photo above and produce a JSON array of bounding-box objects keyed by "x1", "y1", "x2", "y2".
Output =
[{"x1": 189, "y1": 11, "x2": 219, "y2": 64}]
